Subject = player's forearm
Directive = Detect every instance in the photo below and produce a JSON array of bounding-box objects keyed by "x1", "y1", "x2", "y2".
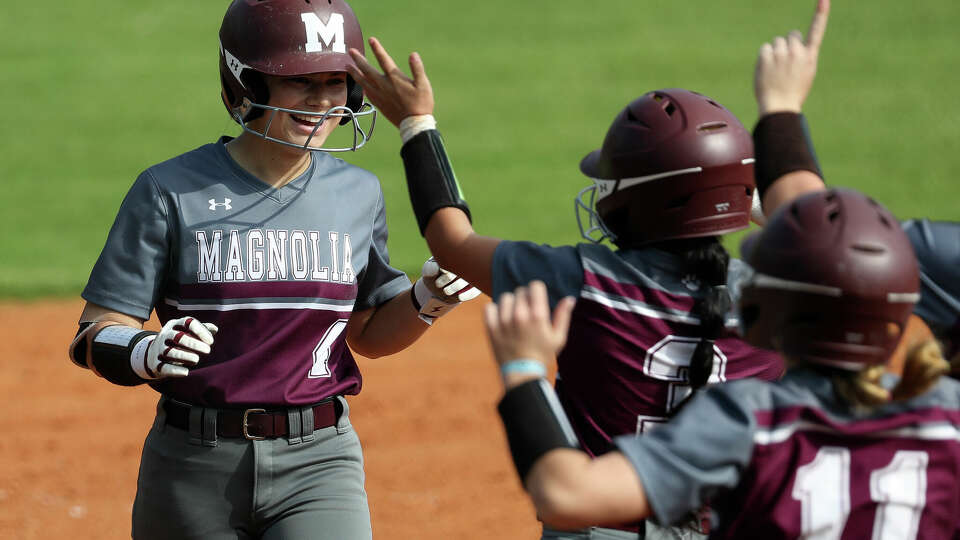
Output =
[
  {"x1": 346, "y1": 292, "x2": 429, "y2": 358},
  {"x1": 526, "y1": 449, "x2": 652, "y2": 529},
  {"x1": 425, "y1": 208, "x2": 498, "y2": 295},
  {"x1": 761, "y1": 171, "x2": 825, "y2": 217}
]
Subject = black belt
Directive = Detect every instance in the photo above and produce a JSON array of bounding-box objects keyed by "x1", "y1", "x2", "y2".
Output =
[{"x1": 163, "y1": 398, "x2": 342, "y2": 440}]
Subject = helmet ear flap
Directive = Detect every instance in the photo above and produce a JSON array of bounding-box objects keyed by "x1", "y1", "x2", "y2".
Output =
[
  {"x1": 240, "y1": 71, "x2": 269, "y2": 123},
  {"x1": 341, "y1": 75, "x2": 364, "y2": 125}
]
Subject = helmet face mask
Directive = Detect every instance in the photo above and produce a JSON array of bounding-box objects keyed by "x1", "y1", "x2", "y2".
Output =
[
  {"x1": 574, "y1": 89, "x2": 755, "y2": 247},
  {"x1": 218, "y1": 0, "x2": 376, "y2": 152},
  {"x1": 575, "y1": 183, "x2": 616, "y2": 243}
]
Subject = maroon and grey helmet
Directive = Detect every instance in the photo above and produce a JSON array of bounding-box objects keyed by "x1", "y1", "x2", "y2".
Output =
[
  {"x1": 739, "y1": 189, "x2": 920, "y2": 371},
  {"x1": 576, "y1": 89, "x2": 755, "y2": 246},
  {"x1": 218, "y1": 0, "x2": 376, "y2": 151}
]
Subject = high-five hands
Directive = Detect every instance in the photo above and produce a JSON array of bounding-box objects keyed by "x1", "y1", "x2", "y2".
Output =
[
  {"x1": 347, "y1": 37, "x2": 435, "y2": 128},
  {"x1": 755, "y1": 0, "x2": 830, "y2": 116},
  {"x1": 413, "y1": 257, "x2": 481, "y2": 325}
]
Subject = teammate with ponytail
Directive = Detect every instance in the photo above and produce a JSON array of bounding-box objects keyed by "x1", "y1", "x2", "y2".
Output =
[{"x1": 347, "y1": 29, "x2": 782, "y2": 540}]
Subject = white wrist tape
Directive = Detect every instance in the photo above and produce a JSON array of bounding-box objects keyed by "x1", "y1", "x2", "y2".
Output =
[{"x1": 399, "y1": 114, "x2": 437, "y2": 145}]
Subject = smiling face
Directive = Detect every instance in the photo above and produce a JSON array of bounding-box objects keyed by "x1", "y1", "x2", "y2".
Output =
[{"x1": 246, "y1": 71, "x2": 349, "y2": 150}]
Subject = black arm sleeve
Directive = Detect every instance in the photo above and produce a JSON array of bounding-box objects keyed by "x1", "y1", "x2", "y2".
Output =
[{"x1": 400, "y1": 130, "x2": 471, "y2": 235}]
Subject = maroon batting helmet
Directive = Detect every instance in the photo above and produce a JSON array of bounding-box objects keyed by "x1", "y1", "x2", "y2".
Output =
[
  {"x1": 218, "y1": 0, "x2": 375, "y2": 151},
  {"x1": 575, "y1": 89, "x2": 755, "y2": 246},
  {"x1": 739, "y1": 189, "x2": 920, "y2": 370}
]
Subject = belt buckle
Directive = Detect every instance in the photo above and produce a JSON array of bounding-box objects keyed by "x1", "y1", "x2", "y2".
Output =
[{"x1": 242, "y1": 408, "x2": 267, "y2": 440}]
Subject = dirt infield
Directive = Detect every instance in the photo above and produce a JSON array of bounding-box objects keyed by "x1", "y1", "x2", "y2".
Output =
[{"x1": 0, "y1": 299, "x2": 543, "y2": 539}]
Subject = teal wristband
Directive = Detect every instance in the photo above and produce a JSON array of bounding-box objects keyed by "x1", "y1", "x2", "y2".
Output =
[{"x1": 500, "y1": 359, "x2": 547, "y2": 380}]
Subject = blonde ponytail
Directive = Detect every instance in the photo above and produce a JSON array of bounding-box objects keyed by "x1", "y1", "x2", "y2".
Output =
[
  {"x1": 891, "y1": 340, "x2": 950, "y2": 401},
  {"x1": 833, "y1": 365, "x2": 890, "y2": 409},
  {"x1": 834, "y1": 339, "x2": 949, "y2": 409}
]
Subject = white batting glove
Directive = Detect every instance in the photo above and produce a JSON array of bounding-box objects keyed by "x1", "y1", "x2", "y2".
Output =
[
  {"x1": 131, "y1": 317, "x2": 219, "y2": 379},
  {"x1": 412, "y1": 257, "x2": 481, "y2": 325}
]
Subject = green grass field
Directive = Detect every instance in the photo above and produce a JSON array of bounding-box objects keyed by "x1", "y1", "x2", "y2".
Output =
[{"x1": 1, "y1": 0, "x2": 957, "y2": 298}]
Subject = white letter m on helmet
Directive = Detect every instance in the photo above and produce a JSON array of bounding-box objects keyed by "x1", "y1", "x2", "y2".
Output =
[{"x1": 301, "y1": 13, "x2": 345, "y2": 53}]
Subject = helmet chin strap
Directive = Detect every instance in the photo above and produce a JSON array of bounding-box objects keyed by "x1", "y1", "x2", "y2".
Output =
[{"x1": 233, "y1": 101, "x2": 377, "y2": 152}]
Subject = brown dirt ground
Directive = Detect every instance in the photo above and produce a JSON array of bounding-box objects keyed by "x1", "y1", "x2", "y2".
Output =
[{"x1": 0, "y1": 298, "x2": 544, "y2": 539}]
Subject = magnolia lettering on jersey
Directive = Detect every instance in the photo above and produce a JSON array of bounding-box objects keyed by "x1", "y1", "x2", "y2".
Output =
[{"x1": 195, "y1": 229, "x2": 355, "y2": 284}]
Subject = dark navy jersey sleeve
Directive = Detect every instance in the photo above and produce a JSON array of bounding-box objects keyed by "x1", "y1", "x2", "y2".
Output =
[
  {"x1": 902, "y1": 219, "x2": 960, "y2": 345},
  {"x1": 82, "y1": 169, "x2": 171, "y2": 320},
  {"x1": 613, "y1": 380, "x2": 759, "y2": 526},
  {"x1": 353, "y1": 188, "x2": 410, "y2": 311},
  {"x1": 492, "y1": 241, "x2": 584, "y2": 308}
]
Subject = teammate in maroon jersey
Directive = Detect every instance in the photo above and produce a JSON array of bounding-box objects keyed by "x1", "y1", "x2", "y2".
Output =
[
  {"x1": 344, "y1": 36, "x2": 790, "y2": 540},
  {"x1": 484, "y1": 0, "x2": 960, "y2": 537},
  {"x1": 348, "y1": 21, "x2": 786, "y2": 540}
]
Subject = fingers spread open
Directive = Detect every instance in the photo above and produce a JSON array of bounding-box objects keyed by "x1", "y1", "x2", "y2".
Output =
[
  {"x1": 513, "y1": 286, "x2": 531, "y2": 325},
  {"x1": 409, "y1": 52, "x2": 432, "y2": 93},
  {"x1": 528, "y1": 280, "x2": 550, "y2": 322},
  {"x1": 348, "y1": 48, "x2": 378, "y2": 79},
  {"x1": 368, "y1": 37, "x2": 400, "y2": 76},
  {"x1": 498, "y1": 292, "x2": 516, "y2": 327}
]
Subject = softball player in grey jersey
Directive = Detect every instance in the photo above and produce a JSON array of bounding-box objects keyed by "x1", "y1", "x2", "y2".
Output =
[{"x1": 68, "y1": 1, "x2": 477, "y2": 539}]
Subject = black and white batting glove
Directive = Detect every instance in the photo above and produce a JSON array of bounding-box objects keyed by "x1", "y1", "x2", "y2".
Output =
[
  {"x1": 412, "y1": 257, "x2": 481, "y2": 325},
  {"x1": 131, "y1": 316, "x2": 218, "y2": 379}
]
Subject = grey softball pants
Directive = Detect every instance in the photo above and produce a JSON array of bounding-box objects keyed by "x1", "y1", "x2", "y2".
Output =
[{"x1": 131, "y1": 396, "x2": 371, "y2": 540}]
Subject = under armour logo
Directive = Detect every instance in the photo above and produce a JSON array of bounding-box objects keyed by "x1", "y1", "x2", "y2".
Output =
[
  {"x1": 209, "y1": 198, "x2": 232, "y2": 211},
  {"x1": 715, "y1": 202, "x2": 730, "y2": 212}
]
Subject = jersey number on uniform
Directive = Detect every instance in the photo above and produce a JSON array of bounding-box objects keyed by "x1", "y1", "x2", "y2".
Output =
[
  {"x1": 309, "y1": 319, "x2": 348, "y2": 378},
  {"x1": 792, "y1": 447, "x2": 928, "y2": 540},
  {"x1": 636, "y1": 335, "x2": 728, "y2": 434}
]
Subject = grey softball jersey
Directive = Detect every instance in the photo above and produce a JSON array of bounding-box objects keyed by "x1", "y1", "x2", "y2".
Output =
[
  {"x1": 616, "y1": 368, "x2": 960, "y2": 538},
  {"x1": 83, "y1": 137, "x2": 411, "y2": 407}
]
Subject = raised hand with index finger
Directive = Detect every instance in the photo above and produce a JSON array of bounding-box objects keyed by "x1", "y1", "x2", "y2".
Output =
[{"x1": 755, "y1": 0, "x2": 830, "y2": 116}]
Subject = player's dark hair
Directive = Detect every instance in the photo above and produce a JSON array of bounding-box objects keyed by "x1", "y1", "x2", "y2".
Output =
[{"x1": 660, "y1": 236, "x2": 730, "y2": 390}]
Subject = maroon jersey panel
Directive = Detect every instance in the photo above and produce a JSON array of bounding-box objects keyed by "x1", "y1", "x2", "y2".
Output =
[
  {"x1": 557, "y1": 251, "x2": 782, "y2": 458},
  {"x1": 154, "y1": 280, "x2": 360, "y2": 407},
  {"x1": 615, "y1": 372, "x2": 960, "y2": 539}
]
